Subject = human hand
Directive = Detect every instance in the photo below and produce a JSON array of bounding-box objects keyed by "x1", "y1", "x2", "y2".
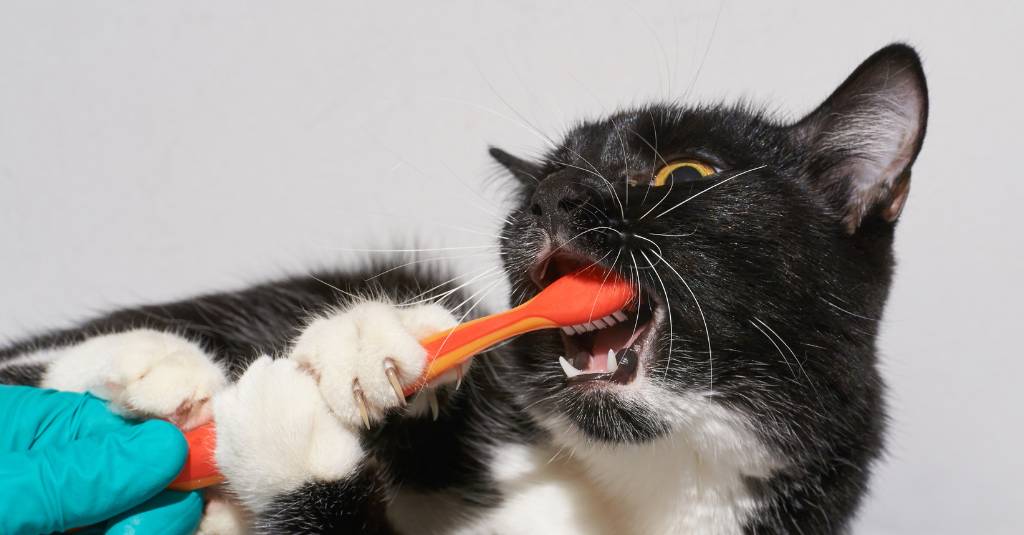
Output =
[{"x1": 0, "y1": 385, "x2": 202, "y2": 534}]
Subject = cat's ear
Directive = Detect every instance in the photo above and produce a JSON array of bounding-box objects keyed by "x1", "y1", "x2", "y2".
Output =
[
  {"x1": 793, "y1": 43, "x2": 928, "y2": 234},
  {"x1": 489, "y1": 147, "x2": 543, "y2": 186}
]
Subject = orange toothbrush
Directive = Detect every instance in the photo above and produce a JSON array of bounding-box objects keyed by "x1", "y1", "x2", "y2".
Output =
[
  {"x1": 403, "y1": 266, "x2": 634, "y2": 395},
  {"x1": 169, "y1": 422, "x2": 222, "y2": 491},
  {"x1": 168, "y1": 267, "x2": 634, "y2": 491}
]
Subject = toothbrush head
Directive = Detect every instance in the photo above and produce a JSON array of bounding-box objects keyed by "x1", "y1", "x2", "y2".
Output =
[{"x1": 528, "y1": 267, "x2": 635, "y2": 327}]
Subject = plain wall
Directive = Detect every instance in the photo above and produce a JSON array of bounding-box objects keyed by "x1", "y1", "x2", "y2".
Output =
[{"x1": 1, "y1": 1, "x2": 1019, "y2": 532}]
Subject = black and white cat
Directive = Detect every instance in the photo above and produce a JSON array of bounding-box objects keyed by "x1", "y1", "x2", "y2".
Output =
[{"x1": 0, "y1": 44, "x2": 928, "y2": 534}]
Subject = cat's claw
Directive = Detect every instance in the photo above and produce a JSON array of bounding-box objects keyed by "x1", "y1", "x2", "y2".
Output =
[
  {"x1": 382, "y1": 358, "x2": 407, "y2": 408},
  {"x1": 352, "y1": 379, "x2": 371, "y2": 430},
  {"x1": 290, "y1": 301, "x2": 460, "y2": 429}
]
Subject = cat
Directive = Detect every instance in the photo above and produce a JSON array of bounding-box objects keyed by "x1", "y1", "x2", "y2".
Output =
[{"x1": 0, "y1": 43, "x2": 928, "y2": 534}]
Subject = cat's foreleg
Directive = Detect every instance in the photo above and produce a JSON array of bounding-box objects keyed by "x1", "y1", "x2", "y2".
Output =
[
  {"x1": 212, "y1": 356, "x2": 391, "y2": 533},
  {"x1": 212, "y1": 300, "x2": 459, "y2": 531}
]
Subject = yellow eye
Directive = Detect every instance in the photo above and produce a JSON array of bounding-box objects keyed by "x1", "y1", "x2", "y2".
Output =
[{"x1": 652, "y1": 160, "x2": 717, "y2": 186}]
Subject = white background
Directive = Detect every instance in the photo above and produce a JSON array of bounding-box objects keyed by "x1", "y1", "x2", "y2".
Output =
[{"x1": 1, "y1": 1, "x2": 1019, "y2": 533}]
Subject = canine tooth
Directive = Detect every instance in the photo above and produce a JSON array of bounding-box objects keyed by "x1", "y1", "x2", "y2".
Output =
[
  {"x1": 561, "y1": 326, "x2": 576, "y2": 335},
  {"x1": 558, "y1": 356, "x2": 583, "y2": 378},
  {"x1": 607, "y1": 349, "x2": 618, "y2": 373},
  {"x1": 613, "y1": 310, "x2": 627, "y2": 322}
]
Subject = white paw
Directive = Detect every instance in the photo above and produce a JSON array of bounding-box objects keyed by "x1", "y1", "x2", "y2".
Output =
[
  {"x1": 212, "y1": 356, "x2": 362, "y2": 513},
  {"x1": 197, "y1": 495, "x2": 250, "y2": 535},
  {"x1": 289, "y1": 301, "x2": 459, "y2": 429},
  {"x1": 41, "y1": 329, "x2": 227, "y2": 430}
]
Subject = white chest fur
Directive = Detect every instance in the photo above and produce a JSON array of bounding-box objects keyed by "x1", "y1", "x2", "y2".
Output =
[{"x1": 390, "y1": 401, "x2": 779, "y2": 535}]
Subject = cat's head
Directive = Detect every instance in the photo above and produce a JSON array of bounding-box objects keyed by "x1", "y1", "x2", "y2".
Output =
[{"x1": 492, "y1": 44, "x2": 928, "y2": 444}]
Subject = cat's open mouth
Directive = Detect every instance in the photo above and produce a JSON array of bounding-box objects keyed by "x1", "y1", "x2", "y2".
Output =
[{"x1": 531, "y1": 253, "x2": 663, "y2": 387}]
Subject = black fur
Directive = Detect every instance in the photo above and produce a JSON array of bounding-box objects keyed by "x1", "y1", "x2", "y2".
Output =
[{"x1": 0, "y1": 44, "x2": 927, "y2": 533}]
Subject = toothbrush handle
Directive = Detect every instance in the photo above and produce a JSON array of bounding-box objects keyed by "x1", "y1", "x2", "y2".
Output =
[
  {"x1": 167, "y1": 306, "x2": 555, "y2": 491},
  {"x1": 403, "y1": 308, "x2": 554, "y2": 396}
]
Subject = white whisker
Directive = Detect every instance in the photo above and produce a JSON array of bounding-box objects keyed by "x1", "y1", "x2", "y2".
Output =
[
  {"x1": 309, "y1": 275, "x2": 362, "y2": 301},
  {"x1": 400, "y1": 266, "x2": 500, "y2": 306},
  {"x1": 654, "y1": 164, "x2": 767, "y2": 220},
  {"x1": 753, "y1": 317, "x2": 821, "y2": 400},
  {"x1": 749, "y1": 319, "x2": 797, "y2": 379},
  {"x1": 336, "y1": 245, "x2": 495, "y2": 254},
  {"x1": 639, "y1": 250, "x2": 675, "y2": 380},
  {"x1": 646, "y1": 247, "x2": 715, "y2": 394},
  {"x1": 364, "y1": 252, "x2": 497, "y2": 281}
]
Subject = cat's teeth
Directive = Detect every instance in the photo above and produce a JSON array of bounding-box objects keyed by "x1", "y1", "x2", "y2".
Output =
[
  {"x1": 558, "y1": 356, "x2": 582, "y2": 378},
  {"x1": 607, "y1": 349, "x2": 617, "y2": 373},
  {"x1": 562, "y1": 311, "x2": 628, "y2": 337}
]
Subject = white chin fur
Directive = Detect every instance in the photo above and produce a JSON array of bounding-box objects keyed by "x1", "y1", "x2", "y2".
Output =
[{"x1": 529, "y1": 389, "x2": 781, "y2": 534}]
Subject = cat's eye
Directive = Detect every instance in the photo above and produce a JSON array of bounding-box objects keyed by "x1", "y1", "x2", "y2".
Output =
[{"x1": 652, "y1": 160, "x2": 717, "y2": 186}]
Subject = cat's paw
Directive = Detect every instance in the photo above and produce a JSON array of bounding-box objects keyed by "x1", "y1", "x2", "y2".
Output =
[
  {"x1": 212, "y1": 356, "x2": 362, "y2": 513},
  {"x1": 289, "y1": 301, "x2": 460, "y2": 429},
  {"x1": 41, "y1": 329, "x2": 227, "y2": 430}
]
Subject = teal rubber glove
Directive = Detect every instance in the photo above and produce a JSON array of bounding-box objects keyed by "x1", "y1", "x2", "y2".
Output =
[{"x1": 0, "y1": 385, "x2": 203, "y2": 534}]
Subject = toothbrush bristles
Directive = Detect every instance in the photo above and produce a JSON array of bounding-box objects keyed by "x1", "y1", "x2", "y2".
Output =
[{"x1": 557, "y1": 309, "x2": 630, "y2": 337}]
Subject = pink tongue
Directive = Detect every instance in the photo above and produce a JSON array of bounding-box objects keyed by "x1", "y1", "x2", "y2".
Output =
[{"x1": 583, "y1": 322, "x2": 646, "y2": 372}]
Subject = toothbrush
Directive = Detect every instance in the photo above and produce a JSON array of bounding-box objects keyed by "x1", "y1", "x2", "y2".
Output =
[
  {"x1": 403, "y1": 266, "x2": 634, "y2": 395},
  {"x1": 168, "y1": 266, "x2": 634, "y2": 491}
]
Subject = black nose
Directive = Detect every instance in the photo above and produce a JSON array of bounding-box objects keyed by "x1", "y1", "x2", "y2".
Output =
[{"x1": 529, "y1": 172, "x2": 595, "y2": 220}]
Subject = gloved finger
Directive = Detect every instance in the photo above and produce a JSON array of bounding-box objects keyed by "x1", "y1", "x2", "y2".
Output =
[
  {"x1": 101, "y1": 490, "x2": 204, "y2": 535},
  {"x1": 0, "y1": 386, "x2": 135, "y2": 451},
  {"x1": 0, "y1": 419, "x2": 187, "y2": 534}
]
